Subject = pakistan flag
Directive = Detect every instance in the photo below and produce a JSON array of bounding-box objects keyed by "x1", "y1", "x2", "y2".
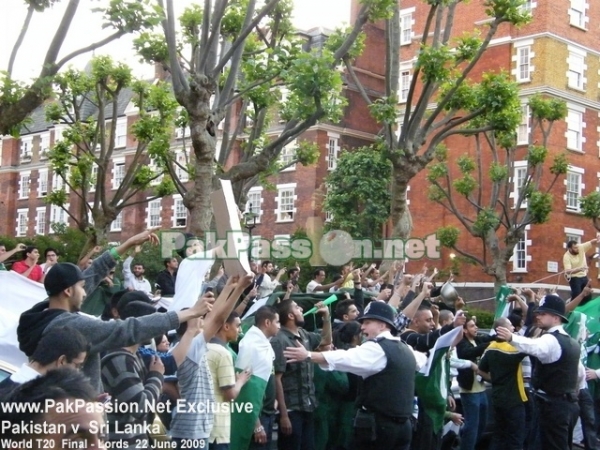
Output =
[
  {"x1": 415, "y1": 326, "x2": 463, "y2": 433},
  {"x1": 230, "y1": 326, "x2": 274, "y2": 450}
]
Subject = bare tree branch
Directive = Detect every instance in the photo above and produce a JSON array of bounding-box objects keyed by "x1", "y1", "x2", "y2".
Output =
[{"x1": 8, "y1": 4, "x2": 35, "y2": 77}]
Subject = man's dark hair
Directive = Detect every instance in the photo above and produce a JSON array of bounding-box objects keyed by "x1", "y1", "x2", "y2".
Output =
[
  {"x1": 44, "y1": 248, "x2": 58, "y2": 258},
  {"x1": 276, "y1": 300, "x2": 296, "y2": 326},
  {"x1": 261, "y1": 260, "x2": 273, "y2": 269},
  {"x1": 225, "y1": 311, "x2": 240, "y2": 325},
  {"x1": 163, "y1": 258, "x2": 174, "y2": 268},
  {"x1": 132, "y1": 262, "x2": 145, "y2": 269},
  {"x1": 22, "y1": 246, "x2": 36, "y2": 259},
  {"x1": 333, "y1": 321, "x2": 361, "y2": 350},
  {"x1": 119, "y1": 301, "x2": 156, "y2": 320},
  {"x1": 31, "y1": 327, "x2": 89, "y2": 366},
  {"x1": 508, "y1": 313, "x2": 523, "y2": 329},
  {"x1": 335, "y1": 299, "x2": 356, "y2": 320},
  {"x1": 0, "y1": 368, "x2": 96, "y2": 440},
  {"x1": 288, "y1": 267, "x2": 299, "y2": 277},
  {"x1": 567, "y1": 240, "x2": 578, "y2": 249},
  {"x1": 313, "y1": 268, "x2": 325, "y2": 279},
  {"x1": 254, "y1": 306, "x2": 278, "y2": 327},
  {"x1": 331, "y1": 274, "x2": 343, "y2": 283},
  {"x1": 116, "y1": 291, "x2": 152, "y2": 318},
  {"x1": 101, "y1": 289, "x2": 129, "y2": 321}
]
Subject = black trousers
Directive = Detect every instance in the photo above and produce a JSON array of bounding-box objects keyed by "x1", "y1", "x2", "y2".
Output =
[
  {"x1": 569, "y1": 276, "x2": 591, "y2": 304},
  {"x1": 351, "y1": 414, "x2": 412, "y2": 450},
  {"x1": 536, "y1": 395, "x2": 579, "y2": 450},
  {"x1": 579, "y1": 388, "x2": 600, "y2": 450},
  {"x1": 490, "y1": 403, "x2": 526, "y2": 450}
]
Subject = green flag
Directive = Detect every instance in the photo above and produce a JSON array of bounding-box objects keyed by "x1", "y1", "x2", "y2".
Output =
[
  {"x1": 494, "y1": 285, "x2": 512, "y2": 321},
  {"x1": 575, "y1": 297, "x2": 600, "y2": 334},
  {"x1": 415, "y1": 326, "x2": 463, "y2": 433}
]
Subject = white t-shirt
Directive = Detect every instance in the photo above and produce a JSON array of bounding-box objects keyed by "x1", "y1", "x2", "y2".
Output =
[
  {"x1": 306, "y1": 280, "x2": 321, "y2": 293},
  {"x1": 169, "y1": 250, "x2": 214, "y2": 312}
]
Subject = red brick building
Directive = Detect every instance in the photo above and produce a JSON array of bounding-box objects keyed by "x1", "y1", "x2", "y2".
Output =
[{"x1": 359, "y1": 0, "x2": 600, "y2": 287}]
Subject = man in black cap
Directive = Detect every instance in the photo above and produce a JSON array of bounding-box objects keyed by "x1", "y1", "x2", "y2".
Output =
[
  {"x1": 17, "y1": 262, "x2": 211, "y2": 393},
  {"x1": 497, "y1": 294, "x2": 582, "y2": 450},
  {"x1": 283, "y1": 301, "x2": 424, "y2": 450}
]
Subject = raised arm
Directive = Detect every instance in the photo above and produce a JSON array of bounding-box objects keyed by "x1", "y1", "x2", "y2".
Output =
[{"x1": 0, "y1": 243, "x2": 26, "y2": 264}]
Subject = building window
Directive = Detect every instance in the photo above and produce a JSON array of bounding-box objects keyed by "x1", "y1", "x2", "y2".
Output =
[
  {"x1": 279, "y1": 140, "x2": 297, "y2": 171},
  {"x1": 89, "y1": 164, "x2": 98, "y2": 192},
  {"x1": 39, "y1": 133, "x2": 50, "y2": 159},
  {"x1": 569, "y1": 0, "x2": 588, "y2": 29},
  {"x1": 275, "y1": 184, "x2": 297, "y2": 222},
  {"x1": 327, "y1": 134, "x2": 340, "y2": 171},
  {"x1": 112, "y1": 159, "x2": 125, "y2": 189},
  {"x1": 38, "y1": 169, "x2": 48, "y2": 197},
  {"x1": 325, "y1": 210, "x2": 333, "y2": 222},
  {"x1": 566, "y1": 108, "x2": 584, "y2": 151},
  {"x1": 517, "y1": 47, "x2": 531, "y2": 82},
  {"x1": 511, "y1": 161, "x2": 528, "y2": 208},
  {"x1": 19, "y1": 172, "x2": 30, "y2": 199},
  {"x1": 517, "y1": 104, "x2": 530, "y2": 145},
  {"x1": 520, "y1": 0, "x2": 533, "y2": 11},
  {"x1": 400, "y1": 11, "x2": 413, "y2": 45},
  {"x1": 20, "y1": 136, "x2": 33, "y2": 162},
  {"x1": 511, "y1": 227, "x2": 531, "y2": 272},
  {"x1": 53, "y1": 125, "x2": 66, "y2": 144},
  {"x1": 52, "y1": 172, "x2": 68, "y2": 193},
  {"x1": 172, "y1": 196, "x2": 187, "y2": 228},
  {"x1": 246, "y1": 187, "x2": 263, "y2": 223},
  {"x1": 567, "y1": 50, "x2": 586, "y2": 90},
  {"x1": 115, "y1": 118, "x2": 127, "y2": 148},
  {"x1": 16, "y1": 209, "x2": 28, "y2": 237},
  {"x1": 175, "y1": 151, "x2": 189, "y2": 182},
  {"x1": 147, "y1": 199, "x2": 162, "y2": 228},
  {"x1": 49, "y1": 205, "x2": 69, "y2": 233},
  {"x1": 111, "y1": 212, "x2": 123, "y2": 232},
  {"x1": 565, "y1": 168, "x2": 584, "y2": 212},
  {"x1": 175, "y1": 125, "x2": 191, "y2": 139},
  {"x1": 400, "y1": 70, "x2": 411, "y2": 103},
  {"x1": 564, "y1": 227, "x2": 583, "y2": 248},
  {"x1": 35, "y1": 207, "x2": 46, "y2": 235}
]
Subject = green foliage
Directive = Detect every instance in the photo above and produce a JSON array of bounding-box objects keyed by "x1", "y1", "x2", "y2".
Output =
[
  {"x1": 529, "y1": 94, "x2": 567, "y2": 122},
  {"x1": 0, "y1": 72, "x2": 30, "y2": 137},
  {"x1": 550, "y1": 153, "x2": 568, "y2": 175},
  {"x1": 457, "y1": 155, "x2": 476, "y2": 174},
  {"x1": 526, "y1": 145, "x2": 547, "y2": 166},
  {"x1": 368, "y1": 96, "x2": 398, "y2": 125},
  {"x1": 581, "y1": 192, "x2": 600, "y2": 220},
  {"x1": 454, "y1": 32, "x2": 482, "y2": 63},
  {"x1": 417, "y1": 44, "x2": 454, "y2": 84},
  {"x1": 271, "y1": 228, "x2": 315, "y2": 290},
  {"x1": 427, "y1": 162, "x2": 449, "y2": 182},
  {"x1": 484, "y1": 0, "x2": 533, "y2": 26},
  {"x1": 326, "y1": 28, "x2": 366, "y2": 60},
  {"x1": 324, "y1": 146, "x2": 392, "y2": 241},
  {"x1": 528, "y1": 191, "x2": 553, "y2": 223},
  {"x1": 437, "y1": 226, "x2": 460, "y2": 248},
  {"x1": 473, "y1": 208, "x2": 500, "y2": 237},
  {"x1": 99, "y1": 0, "x2": 162, "y2": 33},
  {"x1": 133, "y1": 32, "x2": 169, "y2": 64},
  {"x1": 427, "y1": 184, "x2": 446, "y2": 202},
  {"x1": 295, "y1": 141, "x2": 320, "y2": 166},
  {"x1": 453, "y1": 174, "x2": 477, "y2": 197},
  {"x1": 466, "y1": 307, "x2": 495, "y2": 329},
  {"x1": 280, "y1": 49, "x2": 347, "y2": 123},
  {"x1": 489, "y1": 162, "x2": 508, "y2": 182},
  {"x1": 476, "y1": 72, "x2": 521, "y2": 132},
  {"x1": 360, "y1": 0, "x2": 397, "y2": 20}
]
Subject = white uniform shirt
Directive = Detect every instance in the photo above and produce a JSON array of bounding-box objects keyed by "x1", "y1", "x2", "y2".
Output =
[{"x1": 320, "y1": 330, "x2": 426, "y2": 378}]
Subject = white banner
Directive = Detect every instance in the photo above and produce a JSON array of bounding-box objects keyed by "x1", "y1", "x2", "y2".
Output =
[{"x1": 0, "y1": 271, "x2": 48, "y2": 367}]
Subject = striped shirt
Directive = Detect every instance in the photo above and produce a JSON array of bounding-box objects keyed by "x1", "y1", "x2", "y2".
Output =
[
  {"x1": 101, "y1": 350, "x2": 163, "y2": 446},
  {"x1": 170, "y1": 333, "x2": 215, "y2": 440}
]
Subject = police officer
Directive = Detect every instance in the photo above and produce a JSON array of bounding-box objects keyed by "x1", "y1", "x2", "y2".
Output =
[
  {"x1": 496, "y1": 294, "x2": 582, "y2": 450},
  {"x1": 283, "y1": 301, "x2": 423, "y2": 450}
]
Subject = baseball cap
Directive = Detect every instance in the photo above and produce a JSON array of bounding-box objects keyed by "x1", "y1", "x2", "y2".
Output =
[{"x1": 44, "y1": 263, "x2": 86, "y2": 296}]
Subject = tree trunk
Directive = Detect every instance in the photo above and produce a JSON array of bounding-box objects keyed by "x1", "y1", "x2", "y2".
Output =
[
  {"x1": 389, "y1": 175, "x2": 413, "y2": 239},
  {"x1": 492, "y1": 262, "x2": 508, "y2": 294}
]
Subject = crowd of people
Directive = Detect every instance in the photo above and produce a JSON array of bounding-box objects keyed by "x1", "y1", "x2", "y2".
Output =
[{"x1": 0, "y1": 230, "x2": 600, "y2": 450}]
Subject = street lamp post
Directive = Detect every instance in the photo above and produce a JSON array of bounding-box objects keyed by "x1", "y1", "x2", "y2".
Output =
[{"x1": 244, "y1": 204, "x2": 258, "y2": 262}]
